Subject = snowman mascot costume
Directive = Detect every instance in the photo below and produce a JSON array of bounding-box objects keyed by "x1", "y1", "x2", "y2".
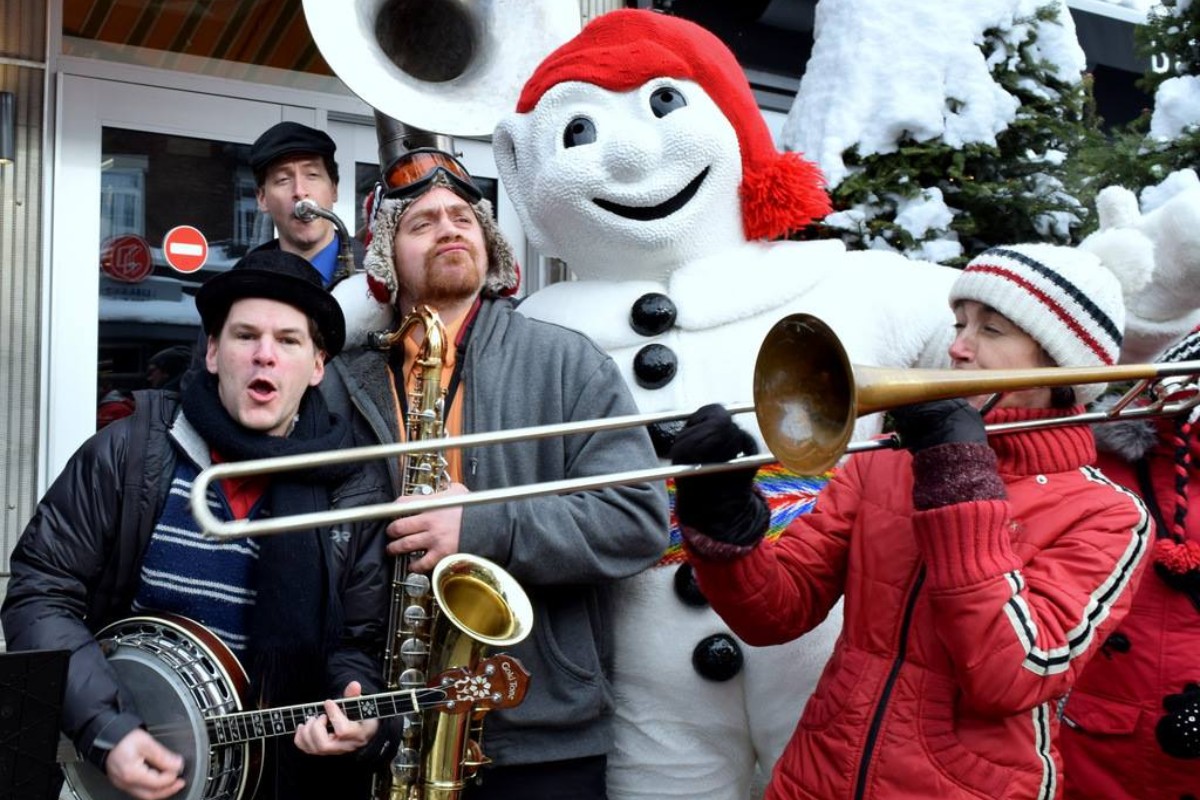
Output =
[{"x1": 494, "y1": 10, "x2": 960, "y2": 798}]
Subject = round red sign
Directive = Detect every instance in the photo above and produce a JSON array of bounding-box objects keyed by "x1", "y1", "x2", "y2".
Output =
[
  {"x1": 100, "y1": 234, "x2": 154, "y2": 283},
  {"x1": 162, "y1": 225, "x2": 209, "y2": 274}
]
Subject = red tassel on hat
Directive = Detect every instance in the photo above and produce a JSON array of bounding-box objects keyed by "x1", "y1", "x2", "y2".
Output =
[
  {"x1": 741, "y1": 152, "x2": 832, "y2": 241},
  {"x1": 1154, "y1": 537, "x2": 1200, "y2": 575}
]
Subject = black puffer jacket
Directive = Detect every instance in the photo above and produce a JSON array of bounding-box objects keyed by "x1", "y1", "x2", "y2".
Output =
[{"x1": 1, "y1": 390, "x2": 393, "y2": 789}]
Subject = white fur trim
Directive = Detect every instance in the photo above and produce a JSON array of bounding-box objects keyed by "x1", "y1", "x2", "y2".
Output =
[{"x1": 330, "y1": 273, "x2": 394, "y2": 350}]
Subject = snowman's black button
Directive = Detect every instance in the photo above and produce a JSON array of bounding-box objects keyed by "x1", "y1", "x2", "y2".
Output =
[
  {"x1": 634, "y1": 343, "x2": 677, "y2": 389},
  {"x1": 673, "y1": 563, "x2": 708, "y2": 608},
  {"x1": 630, "y1": 292, "x2": 677, "y2": 337},
  {"x1": 692, "y1": 634, "x2": 743, "y2": 681}
]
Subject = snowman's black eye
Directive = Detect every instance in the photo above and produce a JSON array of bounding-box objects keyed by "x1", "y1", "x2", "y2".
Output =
[
  {"x1": 650, "y1": 86, "x2": 687, "y2": 118},
  {"x1": 563, "y1": 117, "x2": 597, "y2": 148}
]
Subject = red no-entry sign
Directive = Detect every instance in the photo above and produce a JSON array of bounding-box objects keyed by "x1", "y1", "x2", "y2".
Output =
[{"x1": 162, "y1": 225, "x2": 209, "y2": 273}]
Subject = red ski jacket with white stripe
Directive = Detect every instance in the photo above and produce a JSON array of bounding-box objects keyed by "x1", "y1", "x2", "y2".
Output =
[{"x1": 686, "y1": 406, "x2": 1152, "y2": 800}]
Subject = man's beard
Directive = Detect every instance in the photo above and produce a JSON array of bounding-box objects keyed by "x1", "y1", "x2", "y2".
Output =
[{"x1": 419, "y1": 247, "x2": 486, "y2": 305}]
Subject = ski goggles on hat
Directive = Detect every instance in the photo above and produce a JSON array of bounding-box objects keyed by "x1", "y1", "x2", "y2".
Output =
[{"x1": 381, "y1": 148, "x2": 483, "y2": 203}]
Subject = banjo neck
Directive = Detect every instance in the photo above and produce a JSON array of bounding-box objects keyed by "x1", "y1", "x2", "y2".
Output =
[
  {"x1": 209, "y1": 686, "x2": 441, "y2": 745},
  {"x1": 210, "y1": 655, "x2": 529, "y2": 746}
]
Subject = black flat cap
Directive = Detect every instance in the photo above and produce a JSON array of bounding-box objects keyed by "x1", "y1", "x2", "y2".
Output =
[
  {"x1": 195, "y1": 250, "x2": 346, "y2": 357},
  {"x1": 249, "y1": 121, "x2": 337, "y2": 175}
]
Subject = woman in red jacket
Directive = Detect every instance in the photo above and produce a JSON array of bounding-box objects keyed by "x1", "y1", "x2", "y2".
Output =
[
  {"x1": 671, "y1": 244, "x2": 1152, "y2": 800},
  {"x1": 1059, "y1": 325, "x2": 1200, "y2": 799}
]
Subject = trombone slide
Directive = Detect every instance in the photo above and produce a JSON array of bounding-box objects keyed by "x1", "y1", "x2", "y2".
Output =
[{"x1": 189, "y1": 313, "x2": 1200, "y2": 542}]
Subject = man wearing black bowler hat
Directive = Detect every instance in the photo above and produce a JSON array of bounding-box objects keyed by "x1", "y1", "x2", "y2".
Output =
[
  {"x1": 249, "y1": 121, "x2": 364, "y2": 287},
  {"x1": 3, "y1": 250, "x2": 391, "y2": 800}
]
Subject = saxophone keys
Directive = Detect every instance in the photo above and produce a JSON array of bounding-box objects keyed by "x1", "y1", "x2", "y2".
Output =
[
  {"x1": 391, "y1": 746, "x2": 420, "y2": 778},
  {"x1": 400, "y1": 640, "x2": 429, "y2": 668},
  {"x1": 403, "y1": 573, "x2": 430, "y2": 598},
  {"x1": 402, "y1": 603, "x2": 429, "y2": 630}
]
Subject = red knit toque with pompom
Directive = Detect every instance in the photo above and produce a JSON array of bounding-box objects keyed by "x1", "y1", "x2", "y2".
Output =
[{"x1": 517, "y1": 9, "x2": 832, "y2": 241}]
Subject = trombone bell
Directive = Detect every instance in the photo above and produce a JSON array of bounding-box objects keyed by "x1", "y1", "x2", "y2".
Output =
[{"x1": 753, "y1": 314, "x2": 856, "y2": 477}]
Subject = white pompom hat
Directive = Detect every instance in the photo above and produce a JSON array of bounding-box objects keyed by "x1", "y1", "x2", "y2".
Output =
[{"x1": 950, "y1": 244, "x2": 1126, "y2": 404}]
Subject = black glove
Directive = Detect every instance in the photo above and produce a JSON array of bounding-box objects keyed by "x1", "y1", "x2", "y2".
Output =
[
  {"x1": 670, "y1": 404, "x2": 768, "y2": 545},
  {"x1": 890, "y1": 398, "x2": 986, "y2": 453}
]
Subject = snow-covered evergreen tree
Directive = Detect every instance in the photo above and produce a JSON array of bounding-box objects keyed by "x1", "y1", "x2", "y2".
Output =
[{"x1": 784, "y1": 0, "x2": 1098, "y2": 265}]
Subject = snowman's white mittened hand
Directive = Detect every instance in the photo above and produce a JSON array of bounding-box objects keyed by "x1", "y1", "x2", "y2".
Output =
[{"x1": 1082, "y1": 182, "x2": 1200, "y2": 363}]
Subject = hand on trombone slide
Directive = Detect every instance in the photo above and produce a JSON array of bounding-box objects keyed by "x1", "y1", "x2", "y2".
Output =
[{"x1": 671, "y1": 404, "x2": 769, "y2": 546}]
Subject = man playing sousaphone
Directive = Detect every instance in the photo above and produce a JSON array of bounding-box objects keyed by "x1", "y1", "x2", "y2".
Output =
[
  {"x1": 3, "y1": 251, "x2": 392, "y2": 800},
  {"x1": 324, "y1": 147, "x2": 668, "y2": 799}
]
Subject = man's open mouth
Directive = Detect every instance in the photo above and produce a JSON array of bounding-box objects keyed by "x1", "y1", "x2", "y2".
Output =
[
  {"x1": 248, "y1": 378, "x2": 277, "y2": 401},
  {"x1": 593, "y1": 167, "x2": 709, "y2": 221}
]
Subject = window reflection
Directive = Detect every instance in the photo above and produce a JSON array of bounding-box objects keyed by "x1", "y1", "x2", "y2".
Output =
[{"x1": 97, "y1": 127, "x2": 255, "y2": 427}]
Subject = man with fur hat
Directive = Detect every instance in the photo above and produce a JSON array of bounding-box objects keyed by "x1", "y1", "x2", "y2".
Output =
[
  {"x1": 324, "y1": 152, "x2": 668, "y2": 799},
  {"x1": 669, "y1": 242, "x2": 1151, "y2": 799},
  {"x1": 3, "y1": 250, "x2": 392, "y2": 800},
  {"x1": 493, "y1": 9, "x2": 961, "y2": 798},
  {"x1": 1060, "y1": 324, "x2": 1200, "y2": 799},
  {"x1": 249, "y1": 120, "x2": 363, "y2": 286}
]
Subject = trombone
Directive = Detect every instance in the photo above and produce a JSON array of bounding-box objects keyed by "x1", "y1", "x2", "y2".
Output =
[{"x1": 191, "y1": 314, "x2": 1200, "y2": 541}]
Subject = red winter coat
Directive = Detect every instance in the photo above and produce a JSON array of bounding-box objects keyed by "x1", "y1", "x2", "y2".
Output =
[
  {"x1": 687, "y1": 407, "x2": 1152, "y2": 800},
  {"x1": 1060, "y1": 415, "x2": 1200, "y2": 800}
]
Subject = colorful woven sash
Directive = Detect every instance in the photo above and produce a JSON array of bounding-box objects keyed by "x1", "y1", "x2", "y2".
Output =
[{"x1": 656, "y1": 462, "x2": 833, "y2": 567}]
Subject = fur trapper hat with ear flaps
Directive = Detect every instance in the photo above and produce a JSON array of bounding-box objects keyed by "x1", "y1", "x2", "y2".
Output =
[{"x1": 363, "y1": 179, "x2": 519, "y2": 306}]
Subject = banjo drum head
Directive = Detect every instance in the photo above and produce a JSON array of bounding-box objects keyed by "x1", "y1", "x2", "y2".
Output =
[{"x1": 63, "y1": 616, "x2": 250, "y2": 800}]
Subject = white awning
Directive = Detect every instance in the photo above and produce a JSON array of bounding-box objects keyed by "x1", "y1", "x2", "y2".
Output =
[{"x1": 1067, "y1": 0, "x2": 1151, "y2": 24}]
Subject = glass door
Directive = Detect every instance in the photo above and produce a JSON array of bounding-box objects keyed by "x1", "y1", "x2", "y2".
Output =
[{"x1": 48, "y1": 75, "x2": 307, "y2": 478}]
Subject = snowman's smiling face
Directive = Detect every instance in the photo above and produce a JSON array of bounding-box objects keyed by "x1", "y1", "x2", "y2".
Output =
[{"x1": 495, "y1": 77, "x2": 745, "y2": 281}]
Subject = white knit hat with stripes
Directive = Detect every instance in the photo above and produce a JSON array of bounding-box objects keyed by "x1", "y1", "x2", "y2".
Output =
[
  {"x1": 1158, "y1": 324, "x2": 1200, "y2": 365},
  {"x1": 950, "y1": 244, "x2": 1126, "y2": 404}
]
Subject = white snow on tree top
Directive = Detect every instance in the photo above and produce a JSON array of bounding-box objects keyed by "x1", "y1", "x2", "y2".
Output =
[{"x1": 782, "y1": 0, "x2": 1086, "y2": 187}]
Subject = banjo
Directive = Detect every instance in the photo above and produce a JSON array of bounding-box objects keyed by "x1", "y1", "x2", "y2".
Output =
[{"x1": 61, "y1": 614, "x2": 529, "y2": 800}]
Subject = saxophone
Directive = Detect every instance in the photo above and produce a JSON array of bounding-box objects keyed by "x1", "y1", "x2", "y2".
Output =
[{"x1": 374, "y1": 306, "x2": 533, "y2": 800}]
